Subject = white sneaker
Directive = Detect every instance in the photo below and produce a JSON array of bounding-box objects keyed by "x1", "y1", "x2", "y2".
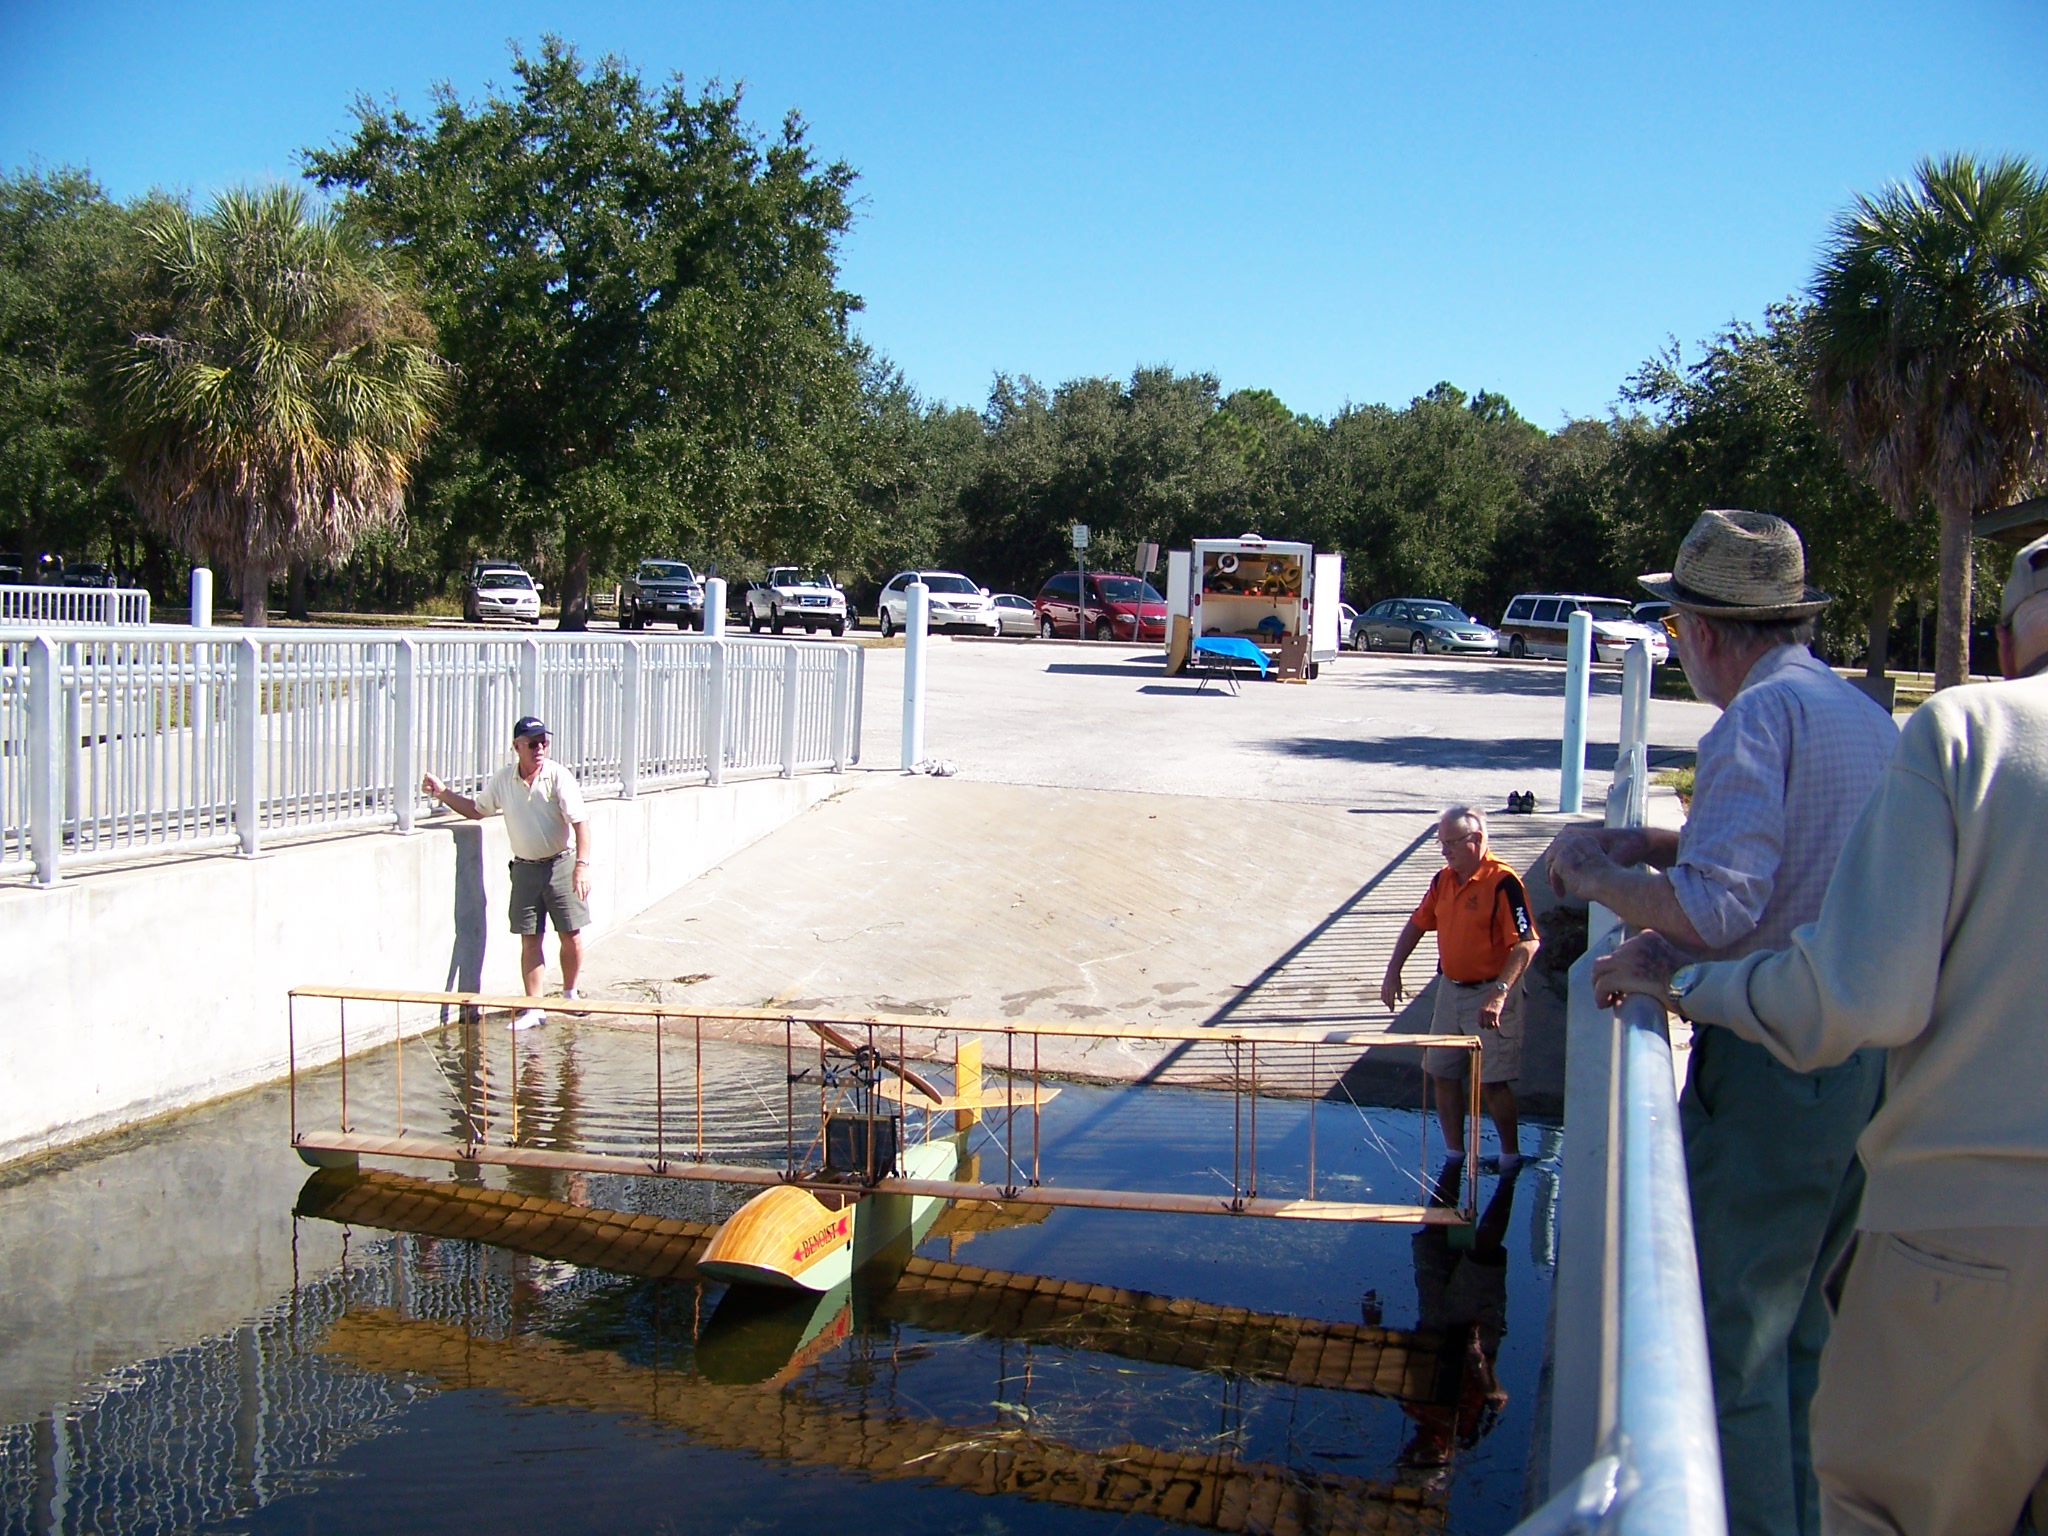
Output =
[
  {"x1": 562, "y1": 989, "x2": 589, "y2": 1017},
  {"x1": 509, "y1": 1008, "x2": 546, "y2": 1032}
]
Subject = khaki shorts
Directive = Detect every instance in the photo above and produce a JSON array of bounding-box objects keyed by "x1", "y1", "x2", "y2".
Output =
[
  {"x1": 509, "y1": 851, "x2": 589, "y2": 936},
  {"x1": 1423, "y1": 976, "x2": 1522, "y2": 1085}
]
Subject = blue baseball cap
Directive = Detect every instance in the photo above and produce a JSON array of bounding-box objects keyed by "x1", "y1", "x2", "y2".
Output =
[{"x1": 512, "y1": 715, "x2": 549, "y2": 741}]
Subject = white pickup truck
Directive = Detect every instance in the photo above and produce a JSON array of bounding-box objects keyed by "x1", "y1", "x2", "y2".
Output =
[{"x1": 745, "y1": 567, "x2": 849, "y2": 636}]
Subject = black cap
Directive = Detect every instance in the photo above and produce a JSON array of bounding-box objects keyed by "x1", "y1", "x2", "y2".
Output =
[{"x1": 512, "y1": 715, "x2": 549, "y2": 741}]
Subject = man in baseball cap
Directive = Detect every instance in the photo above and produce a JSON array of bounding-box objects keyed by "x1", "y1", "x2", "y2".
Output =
[{"x1": 422, "y1": 715, "x2": 593, "y2": 1030}]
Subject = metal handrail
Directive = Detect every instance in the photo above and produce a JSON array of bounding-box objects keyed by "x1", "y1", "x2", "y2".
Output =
[
  {"x1": 0, "y1": 584, "x2": 151, "y2": 626},
  {"x1": 1517, "y1": 638, "x2": 1725, "y2": 1536},
  {"x1": 0, "y1": 626, "x2": 862, "y2": 884}
]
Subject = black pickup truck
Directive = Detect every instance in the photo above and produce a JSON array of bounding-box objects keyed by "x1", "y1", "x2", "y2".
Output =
[{"x1": 620, "y1": 560, "x2": 706, "y2": 630}]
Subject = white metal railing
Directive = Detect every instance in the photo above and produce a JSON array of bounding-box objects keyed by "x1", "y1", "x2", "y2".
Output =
[
  {"x1": 0, "y1": 627, "x2": 862, "y2": 884},
  {"x1": 0, "y1": 584, "x2": 151, "y2": 626},
  {"x1": 1518, "y1": 639, "x2": 1726, "y2": 1536}
]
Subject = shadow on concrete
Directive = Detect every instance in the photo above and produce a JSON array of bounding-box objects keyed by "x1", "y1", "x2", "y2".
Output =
[
  {"x1": 1045, "y1": 660, "x2": 1168, "y2": 679},
  {"x1": 1344, "y1": 665, "x2": 1624, "y2": 700},
  {"x1": 442, "y1": 822, "x2": 487, "y2": 999},
  {"x1": 1265, "y1": 737, "x2": 1697, "y2": 773}
]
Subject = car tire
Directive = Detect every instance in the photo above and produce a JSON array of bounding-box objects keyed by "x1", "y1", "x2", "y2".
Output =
[
  {"x1": 1410, "y1": 634, "x2": 1428, "y2": 655},
  {"x1": 1093, "y1": 619, "x2": 1114, "y2": 642},
  {"x1": 748, "y1": 609, "x2": 762, "y2": 633},
  {"x1": 1039, "y1": 616, "x2": 1056, "y2": 639},
  {"x1": 880, "y1": 609, "x2": 895, "y2": 638},
  {"x1": 1509, "y1": 636, "x2": 1526, "y2": 659},
  {"x1": 1349, "y1": 629, "x2": 1365, "y2": 651}
]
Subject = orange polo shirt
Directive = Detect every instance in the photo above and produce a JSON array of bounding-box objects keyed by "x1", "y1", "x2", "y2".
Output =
[{"x1": 1412, "y1": 853, "x2": 1538, "y2": 983}]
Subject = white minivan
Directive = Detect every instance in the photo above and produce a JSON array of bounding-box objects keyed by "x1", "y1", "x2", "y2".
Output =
[{"x1": 1496, "y1": 593, "x2": 1670, "y2": 664}]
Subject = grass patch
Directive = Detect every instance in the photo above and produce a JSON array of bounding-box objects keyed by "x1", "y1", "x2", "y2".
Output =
[{"x1": 1654, "y1": 766, "x2": 1695, "y2": 807}]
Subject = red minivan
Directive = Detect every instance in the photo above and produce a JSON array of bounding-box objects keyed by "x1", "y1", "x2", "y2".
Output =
[{"x1": 1033, "y1": 571, "x2": 1168, "y2": 641}]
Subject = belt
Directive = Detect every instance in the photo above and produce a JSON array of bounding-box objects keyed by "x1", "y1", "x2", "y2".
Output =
[
  {"x1": 512, "y1": 851, "x2": 570, "y2": 865},
  {"x1": 1446, "y1": 976, "x2": 1504, "y2": 988}
]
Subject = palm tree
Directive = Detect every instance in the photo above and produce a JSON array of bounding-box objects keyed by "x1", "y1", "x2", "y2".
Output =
[
  {"x1": 109, "y1": 186, "x2": 447, "y2": 625},
  {"x1": 1808, "y1": 154, "x2": 2048, "y2": 689}
]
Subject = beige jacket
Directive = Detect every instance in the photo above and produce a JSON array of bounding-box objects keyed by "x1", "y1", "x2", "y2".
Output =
[{"x1": 1684, "y1": 674, "x2": 2048, "y2": 1232}]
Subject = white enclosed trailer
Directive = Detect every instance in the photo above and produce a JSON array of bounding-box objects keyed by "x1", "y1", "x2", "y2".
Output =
[{"x1": 1164, "y1": 535, "x2": 1343, "y2": 677}]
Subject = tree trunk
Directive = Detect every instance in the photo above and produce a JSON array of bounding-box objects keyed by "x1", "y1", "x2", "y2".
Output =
[
  {"x1": 556, "y1": 545, "x2": 590, "y2": 632},
  {"x1": 286, "y1": 557, "x2": 310, "y2": 621},
  {"x1": 240, "y1": 562, "x2": 270, "y2": 629},
  {"x1": 1864, "y1": 579, "x2": 1895, "y2": 679},
  {"x1": 1934, "y1": 506, "x2": 1974, "y2": 689}
]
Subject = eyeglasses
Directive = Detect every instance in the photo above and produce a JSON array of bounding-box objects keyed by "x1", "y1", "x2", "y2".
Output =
[{"x1": 515, "y1": 736, "x2": 550, "y2": 749}]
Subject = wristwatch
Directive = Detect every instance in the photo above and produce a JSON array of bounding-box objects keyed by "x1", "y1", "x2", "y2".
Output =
[{"x1": 1668, "y1": 963, "x2": 1705, "y2": 1014}]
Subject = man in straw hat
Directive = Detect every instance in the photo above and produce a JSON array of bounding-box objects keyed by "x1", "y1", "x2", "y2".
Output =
[
  {"x1": 1592, "y1": 531, "x2": 2048, "y2": 1536},
  {"x1": 1542, "y1": 510, "x2": 1899, "y2": 1536}
]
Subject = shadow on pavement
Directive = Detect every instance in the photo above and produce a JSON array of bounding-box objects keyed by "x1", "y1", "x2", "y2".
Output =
[{"x1": 1266, "y1": 737, "x2": 1697, "y2": 773}]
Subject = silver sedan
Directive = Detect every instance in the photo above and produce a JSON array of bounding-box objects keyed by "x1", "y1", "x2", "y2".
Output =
[{"x1": 992, "y1": 593, "x2": 1039, "y2": 637}]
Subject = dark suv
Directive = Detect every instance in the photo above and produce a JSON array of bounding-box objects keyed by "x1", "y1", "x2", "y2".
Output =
[
  {"x1": 1033, "y1": 572, "x2": 1167, "y2": 642},
  {"x1": 621, "y1": 559, "x2": 705, "y2": 630}
]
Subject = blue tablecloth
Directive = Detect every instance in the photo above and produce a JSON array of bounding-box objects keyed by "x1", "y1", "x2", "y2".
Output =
[{"x1": 1191, "y1": 636, "x2": 1270, "y2": 675}]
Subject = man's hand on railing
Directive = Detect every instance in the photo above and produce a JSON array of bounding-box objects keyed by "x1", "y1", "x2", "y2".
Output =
[{"x1": 1590, "y1": 931, "x2": 1687, "y2": 1009}]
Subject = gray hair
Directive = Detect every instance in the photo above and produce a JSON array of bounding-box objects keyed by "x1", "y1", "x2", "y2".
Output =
[
  {"x1": 1689, "y1": 611, "x2": 1816, "y2": 650},
  {"x1": 1439, "y1": 805, "x2": 1488, "y2": 837}
]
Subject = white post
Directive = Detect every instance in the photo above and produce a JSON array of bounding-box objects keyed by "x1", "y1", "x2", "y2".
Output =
[
  {"x1": 780, "y1": 644, "x2": 801, "y2": 778},
  {"x1": 703, "y1": 578, "x2": 727, "y2": 639},
  {"x1": 620, "y1": 640, "x2": 642, "y2": 797},
  {"x1": 703, "y1": 638, "x2": 727, "y2": 786},
  {"x1": 900, "y1": 580, "x2": 929, "y2": 770},
  {"x1": 828, "y1": 647, "x2": 852, "y2": 772},
  {"x1": 27, "y1": 635, "x2": 60, "y2": 885},
  {"x1": 518, "y1": 637, "x2": 542, "y2": 722},
  {"x1": 190, "y1": 567, "x2": 213, "y2": 629},
  {"x1": 393, "y1": 638, "x2": 417, "y2": 834},
  {"x1": 1619, "y1": 638, "x2": 1651, "y2": 756},
  {"x1": 1560, "y1": 609, "x2": 1593, "y2": 814},
  {"x1": 234, "y1": 635, "x2": 261, "y2": 857}
]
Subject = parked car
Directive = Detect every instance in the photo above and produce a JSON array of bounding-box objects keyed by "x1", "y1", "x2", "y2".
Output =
[
  {"x1": 1349, "y1": 598, "x2": 1498, "y2": 655},
  {"x1": 59, "y1": 561, "x2": 119, "y2": 588},
  {"x1": 876, "y1": 571, "x2": 999, "y2": 637},
  {"x1": 1496, "y1": 593, "x2": 1669, "y2": 664},
  {"x1": 464, "y1": 562, "x2": 543, "y2": 624},
  {"x1": 1033, "y1": 572, "x2": 1167, "y2": 642},
  {"x1": 621, "y1": 559, "x2": 705, "y2": 630},
  {"x1": 747, "y1": 567, "x2": 849, "y2": 635},
  {"x1": 1633, "y1": 599, "x2": 1679, "y2": 640},
  {"x1": 991, "y1": 592, "x2": 1039, "y2": 637}
]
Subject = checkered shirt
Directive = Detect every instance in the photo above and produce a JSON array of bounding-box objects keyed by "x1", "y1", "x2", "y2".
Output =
[{"x1": 1672, "y1": 646, "x2": 1900, "y2": 960}]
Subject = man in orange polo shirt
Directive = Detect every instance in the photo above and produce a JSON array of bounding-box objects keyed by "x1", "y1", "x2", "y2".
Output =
[{"x1": 1380, "y1": 806, "x2": 1539, "y2": 1168}]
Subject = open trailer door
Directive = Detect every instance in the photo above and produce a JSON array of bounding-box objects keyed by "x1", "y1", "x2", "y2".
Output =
[{"x1": 1311, "y1": 554, "x2": 1344, "y2": 664}]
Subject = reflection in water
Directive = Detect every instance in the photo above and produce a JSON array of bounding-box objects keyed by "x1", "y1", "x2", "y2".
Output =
[{"x1": 1400, "y1": 1164, "x2": 1520, "y2": 1476}]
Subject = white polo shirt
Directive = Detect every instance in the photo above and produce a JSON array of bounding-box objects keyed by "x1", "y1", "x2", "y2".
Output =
[{"x1": 473, "y1": 758, "x2": 587, "y2": 861}]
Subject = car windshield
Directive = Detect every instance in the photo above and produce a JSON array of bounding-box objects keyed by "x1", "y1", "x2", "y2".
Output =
[
  {"x1": 1574, "y1": 600, "x2": 1635, "y2": 623},
  {"x1": 641, "y1": 562, "x2": 694, "y2": 581},
  {"x1": 1096, "y1": 578, "x2": 1163, "y2": 602},
  {"x1": 921, "y1": 575, "x2": 978, "y2": 594},
  {"x1": 480, "y1": 572, "x2": 532, "y2": 590},
  {"x1": 1410, "y1": 603, "x2": 1469, "y2": 623}
]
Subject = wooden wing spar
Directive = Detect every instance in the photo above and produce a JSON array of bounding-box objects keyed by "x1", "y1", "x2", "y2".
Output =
[{"x1": 285, "y1": 986, "x2": 1490, "y2": 1252}]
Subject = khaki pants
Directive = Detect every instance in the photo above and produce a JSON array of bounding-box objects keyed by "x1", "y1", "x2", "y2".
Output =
[{"x1": 1812, "y1": 1226, "x2": 2048, "y2": 1536}]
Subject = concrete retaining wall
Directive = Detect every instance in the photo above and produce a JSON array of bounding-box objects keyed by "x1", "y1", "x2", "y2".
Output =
[{"x1": 0, "y1": 771, "x2": 847, "y2": 1167}]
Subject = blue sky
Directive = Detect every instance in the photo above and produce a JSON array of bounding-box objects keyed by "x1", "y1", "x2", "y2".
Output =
[{"x1": 3, "y1": 2, "x2": 2043, "y2": 426}]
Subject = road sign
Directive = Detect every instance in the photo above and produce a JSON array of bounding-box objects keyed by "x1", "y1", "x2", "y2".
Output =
[
  {"x1": 1071, "y1": 524, "x2": 1090, "y2": 550},
  {"x1": 1136, "y1": 541, "x2": 1159, "y2": 575}
]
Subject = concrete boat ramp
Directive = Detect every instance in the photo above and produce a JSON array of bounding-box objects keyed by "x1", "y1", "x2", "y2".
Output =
[{"x1": 577, "y1": 771, "x2": 1575, "y2": 1104}]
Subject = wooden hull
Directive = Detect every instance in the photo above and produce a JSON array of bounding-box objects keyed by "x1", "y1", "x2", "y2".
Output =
[{"x1": 700, "y1": 1137, "x2": 961, "y2": 1293}]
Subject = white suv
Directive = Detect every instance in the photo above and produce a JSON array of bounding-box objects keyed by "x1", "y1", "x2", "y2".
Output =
[{"x1": 876, "y1": 571, "x2": 999, "y2": 637}]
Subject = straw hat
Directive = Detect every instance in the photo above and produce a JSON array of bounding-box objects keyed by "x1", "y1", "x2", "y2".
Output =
[{"x1": 1638, "y1": 510, "x2": 1831, "y2": 620}]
